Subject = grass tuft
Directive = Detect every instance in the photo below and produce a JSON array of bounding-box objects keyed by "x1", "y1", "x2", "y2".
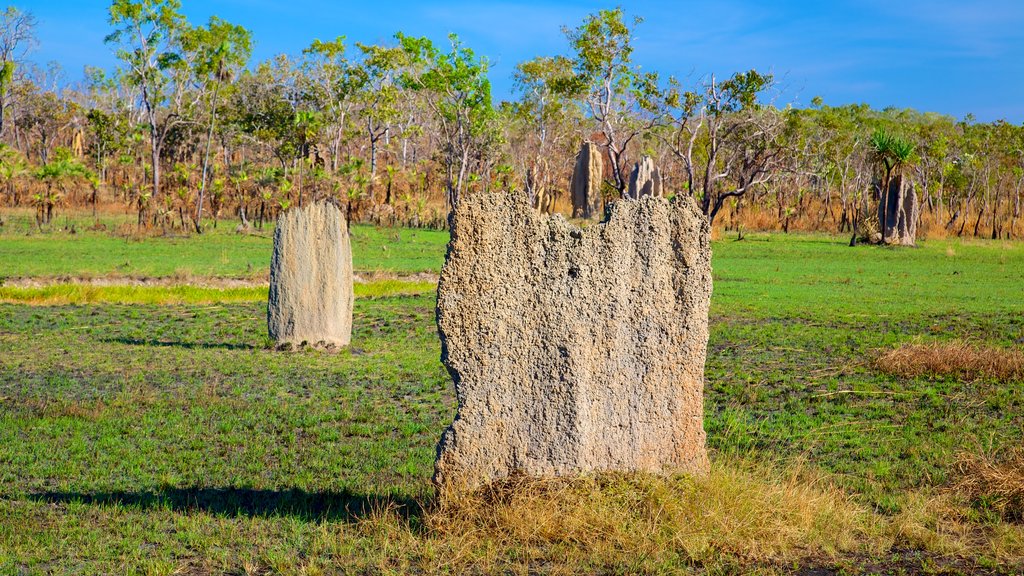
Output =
[
  {"x1": 876, "y1": 340, "x2": 1024, "y2": 382},
  {"x1": 423, "y1": 461, "x2": 877, "y2": 571},
  {"x1": 952, "y1": 449, "x2": 1024, "y2": 523}
]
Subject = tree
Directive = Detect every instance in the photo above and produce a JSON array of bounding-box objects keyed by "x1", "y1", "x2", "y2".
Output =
[
  {"x1": 0, "y1": 142, "x2": 26, "y2": 205},
  {"x1": 560, "y1": 8, "x2": 661, "y2": 195},
  {"x1": 105, "y1": 0, "x2": 190, "y2": 220},
  {"x1": 182, "y1": 15, "x2": 251, "y2": 232},
  {"x1": 351, "y1": 42, "x2": 407, "y2": 184},
  {"x1": 512, "y1": 55, "x2": 576, "y2": 209},
  {"x1": 231, "y1": 59, "x2": 287, "y2": 165},
  {"x1": 657, "y1": 69, "x2": 783, "y2": 226},
  {"x1": 868, "y1": 127, "x2": 915, "y2": 244},
  {"x1": 301, "y1": 37, "x2": 357, "y2": 174},
  {"x1": 33, "y1": 146, "x2": 95, "y2": 226},
  {"x1": 0, "y1": 6, "x2": 36, "y2": 138},
  {"x1": 399, "y1": 32, "x2": 495, "y2": 209},
  {"x1": 291, "y1": 109, "x2": 321, "y2": 206}
]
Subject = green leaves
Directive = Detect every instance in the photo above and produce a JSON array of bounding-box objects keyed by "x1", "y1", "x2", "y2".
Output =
[
  {"x1": 183, "y1": 16, "x2": 252, "y2": 82},
  {"x1": 717, "y1": 70, "x2": 773, "y2": 113},
  {"x1": 870, "y1": 128, "x2": 915, "y2": 168},
  {"x1": 398, "y1": 32, "x2": 496, "y2": 202},
  {"x1": 34, "y1": 147, "x2": 96, "y2": 188},
  {"x1": 563, "y1": 8, "x2": 639, "y2": 82},
  {"x1": 105, "y1": 0, "x2": 187, "y2": 101}
]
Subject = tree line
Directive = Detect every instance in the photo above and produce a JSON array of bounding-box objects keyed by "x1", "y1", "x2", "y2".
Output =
[{"x1": 0, "y1": 2, "x2": 1021, "y2": 239}]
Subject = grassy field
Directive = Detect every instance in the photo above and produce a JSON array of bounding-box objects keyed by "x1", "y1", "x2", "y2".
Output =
[
  {"x1": 1, "y1": 214, "x2": 1023, "y2": 574},
  {"x1": 0, "y1": 210, "x2": 446, "y2": 277}
]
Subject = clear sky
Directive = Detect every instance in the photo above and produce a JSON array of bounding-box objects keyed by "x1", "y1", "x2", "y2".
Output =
[{"x1": 20, "y1": 0, "x2": 1024, "y2": 123}]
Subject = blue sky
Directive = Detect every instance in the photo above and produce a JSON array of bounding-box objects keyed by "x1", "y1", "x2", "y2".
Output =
[{"x1": 21, "y1": 0, "x2": 1024, "y2": 122}]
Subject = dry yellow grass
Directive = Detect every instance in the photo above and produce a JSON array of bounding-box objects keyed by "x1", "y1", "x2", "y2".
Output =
[
  {"x1": 418, "y1": 460, "x2": 883, "y2": 572},
  {"x1": 406, "y1": 460, "x2": 1024, "y2": 573},
  {"x1": 876, "y1": 340, "x2": 1024, "y2": 382},
  {"x1": 952, "y1": 449, "x2": 1024, "y2": 523}
]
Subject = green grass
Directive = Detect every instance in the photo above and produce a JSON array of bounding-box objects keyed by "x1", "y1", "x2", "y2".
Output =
[
  {"x1": 709, "y1": 232, "x2": 1023, "y2": 319},
  {"x1": 0, "y1": 210, "x2": 447, "y2": 278},
  {"x1": 1, "y1": 225, "x2": 1023, "y2": 573}
]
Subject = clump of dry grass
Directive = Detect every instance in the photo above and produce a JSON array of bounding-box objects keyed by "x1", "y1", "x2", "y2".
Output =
[
  {"x1": 876, "y1": 340, "x2": 1024, "y2": 382},
  {"x1": 421, "y1": 461, "x2": 880, "y2": 572},
  {"x1": 952, "y1": 449, "x2": 1024, "y2": 523}
]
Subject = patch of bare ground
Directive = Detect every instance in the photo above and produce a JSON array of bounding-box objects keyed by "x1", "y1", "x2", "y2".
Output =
[
  {"x1": 876, "y1": 341, "x2": 1024, "y2": 382},
  {"x1": 0, "y1": 271, "x2": 439, "y2": 289},
  {"x1": 790, "y1": 549, "x2": 1019, "y2": 575}
]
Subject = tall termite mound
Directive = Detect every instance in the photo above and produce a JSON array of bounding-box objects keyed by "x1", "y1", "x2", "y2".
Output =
[
  {"x1": 570, "y1": 141, "x2": 604, "y2": 219},
  {"x1": 267, "y1": 200, "x2": 353, "y2": 348},
  {"x1": 877, "y1": 174, "x2": 918, "y2": 246},
  {"x1": 434, "y1": 192, "x2": 713, "y2": 489}
]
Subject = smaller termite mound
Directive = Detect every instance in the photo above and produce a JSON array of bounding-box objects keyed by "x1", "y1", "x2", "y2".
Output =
[
  {"x1": 627, "y1": 155, "x2": 663, "y2": 199},
  {"x1": 569, "y1": 141, "x2": 604, "y2": 219},
  {"x1": 267, "y1": 199, "x2": 353, "y2": 349}
]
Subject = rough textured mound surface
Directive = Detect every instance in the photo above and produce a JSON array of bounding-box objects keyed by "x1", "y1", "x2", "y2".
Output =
[
  {"x1": 435, "y1": 192, "x2": 712, "y2": 488},
  {"x1": 877, "y1": 175, "x2": 918, "y2": 246},
  {"x1": 268, "y1": 200, "x2": 353, "y2": 348},
  {"x1": 570, "y1": 141, "x2": 603, "y2": 219},
  {"x1": 627, "y1": 155, "x2": 663, "y2": 199}
]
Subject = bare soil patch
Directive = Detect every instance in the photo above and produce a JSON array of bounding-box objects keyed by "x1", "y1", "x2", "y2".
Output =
[{"x1": 1, "y1": 271, "x2": 439, "y2": 289}]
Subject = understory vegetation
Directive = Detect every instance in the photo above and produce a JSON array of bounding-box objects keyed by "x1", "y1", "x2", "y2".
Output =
[
  {"x1": 0, "y1": 4, "x2": 1022, "y2": 240},
  {"x1": 1, "y1": 224, "x2": 1022, "y2": 574}
]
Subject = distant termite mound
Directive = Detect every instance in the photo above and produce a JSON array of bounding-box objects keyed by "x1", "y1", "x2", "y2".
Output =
[
  {"x1": 434, "y1": 192, "x2": 712, "y2": 489},
  {"x1": 267, "y1": 200, "x2": 353, "y2": 349},
  {"x1": 877, "y1": 174, "x2": 918, "y2": 246},
  {"x1": 627, "y1": 155, "x2": 663, "y2": 199},
  {"x1": 570, "y1": 141, "x2": 604, "y2": 219}
]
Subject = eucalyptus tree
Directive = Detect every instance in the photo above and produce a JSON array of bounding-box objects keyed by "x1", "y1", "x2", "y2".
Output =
[
  {"x1": 33, "y1": 146, "x2": 95, "y2": 225},
  {"x1": 512, "y1": 55, "x2": 577, "y2": 209},
  {"x1": 83, "y1": 68, "x2": 123, "y2": 188},
  {"x1": 559, "y1": 8, "x2": 662, "y2": 195},
  {"x1": 80, "y1": 65, "x2": 147, "y2": 212},
  {"x1": 230, "y1": 57, "x2": 301, "y2": 172},
  {"x1": 656, "y1": 69, "x2": 783, "y2": 225},
  {"x1": 398, "y1": 32, "x2": 495, "y2": 209},
  {"x1": 0, "y1": 142, "x2": 26, "y2": 205},
  {"x1": 17, "y1": 81, "x2": 78, "y2": 166},
  {"x1": 301, "y1": 37, "x2": 358, "y2": 173},
  {"x1": 351, "y1": 42, "x2": 407, "y2": 184},
  {"x1": 910, "y1": 114, "x2": 957, "y2": 222},
  {"x1": 291, "y1": 109, "x2": 321, "y2": 206},
  {"x1": 183, "y1": 16, "x2": 251, "y2": 232},
  {"x1": 0, "y1": 6, "x2": 36, "y2": 139},
  {"x1": 105, "y1": 0, "x2": 190, "y2": 215},
  {"x1": 106, "y1": 0, "x2": 193, "y2": 216},
  {"x1": 794, "y1": 102, "x2": 869, "y2": 231}
]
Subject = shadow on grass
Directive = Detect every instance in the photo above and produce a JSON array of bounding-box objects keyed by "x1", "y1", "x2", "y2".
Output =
[
  {"x1": 101, "y1": 336, "x2": 261, "y2": 351},
  {"x1": 29, "y1": 486, "x2": 423, "y2": 523}
]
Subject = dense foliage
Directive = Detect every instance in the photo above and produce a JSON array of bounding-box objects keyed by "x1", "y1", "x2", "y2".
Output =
[{"x1": 0, "y1": 4, "x2": 1021, "y2": 239}]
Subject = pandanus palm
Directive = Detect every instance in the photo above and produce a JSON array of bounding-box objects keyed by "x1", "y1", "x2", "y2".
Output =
[
  {"x1": 33, "y1": 149, "x2": 95, "y2": 227},
  {"x1": 0, "y1": 145, "x2": 27, "y2": 206},
  {"x1": 870, "y1": 128, "x2": 914, "y2": 189},
  {"x1": 869, "y1": 129, "x2": 915, "y2": 243}
]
